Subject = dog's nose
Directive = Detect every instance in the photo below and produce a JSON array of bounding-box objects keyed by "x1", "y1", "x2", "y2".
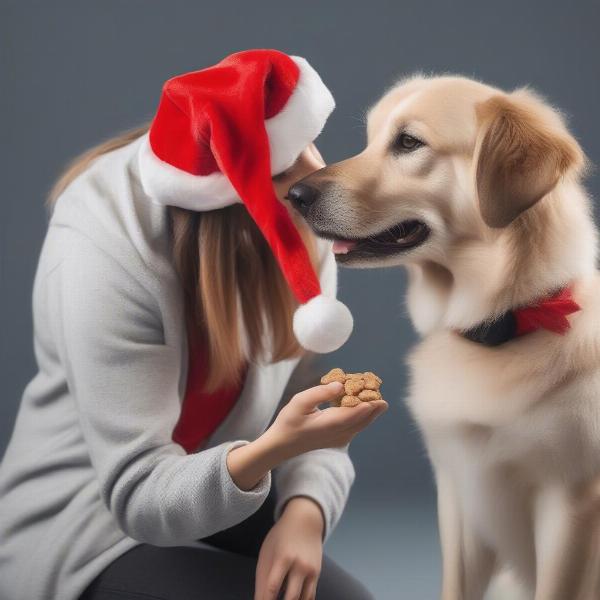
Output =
[{"x1": 287, "y1": 182, "x2": 320, "y2": 216}]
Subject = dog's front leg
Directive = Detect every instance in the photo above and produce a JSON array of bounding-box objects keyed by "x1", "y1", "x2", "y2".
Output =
[
  {"x1": 436, "y1": 470, "x2": 496, "y2": 600},
  {"x1": 533, "y1": 484, "x2": 600, "y2": 600}
]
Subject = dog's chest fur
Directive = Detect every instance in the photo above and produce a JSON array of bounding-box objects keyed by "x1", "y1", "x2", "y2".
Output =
[{"x1": 405, "y1": 319, "x2": 600, "y2": 575}]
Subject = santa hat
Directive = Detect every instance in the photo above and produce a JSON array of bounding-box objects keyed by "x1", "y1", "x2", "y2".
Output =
[{"x1": 138, "y1": 49, "x2": 353, "y2": 353}]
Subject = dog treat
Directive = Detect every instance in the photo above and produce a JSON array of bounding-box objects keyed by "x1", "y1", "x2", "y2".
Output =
[
  {"x1": 341, "y1": 395, "x2": 362, "y2": 408},
  {"x1": 320, "y1": 367, "x2": 347, "y2": 385},
  {"x1": 320, "y1": 368, "x2": 384, "y2": 407},
  {"x1": 344, "y1": 377, "x2": 364, "y2": 396},
  {"x1": 358, "y1": 389, "x2": 380, "y2": 402}
]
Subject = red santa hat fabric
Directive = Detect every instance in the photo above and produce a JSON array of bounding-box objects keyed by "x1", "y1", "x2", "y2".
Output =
[{"x1": 138, "y1": 49, "x2": 353, "y2": 353}]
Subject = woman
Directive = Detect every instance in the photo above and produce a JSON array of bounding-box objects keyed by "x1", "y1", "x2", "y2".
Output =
[{"x1": 0, "y1": 50, "x2": 386, "y2": 600}]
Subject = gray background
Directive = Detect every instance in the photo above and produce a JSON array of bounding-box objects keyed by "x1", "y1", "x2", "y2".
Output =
[{"x1": 2, "y1": 1, "x2": 599, "y2": 598}]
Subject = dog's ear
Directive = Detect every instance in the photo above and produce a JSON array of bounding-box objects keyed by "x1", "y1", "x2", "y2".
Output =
[{"x1": 474, "y1": 91, "x2": 585, "y2": 228}]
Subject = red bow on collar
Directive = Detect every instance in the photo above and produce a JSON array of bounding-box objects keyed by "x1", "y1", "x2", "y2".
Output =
[{"x1": 514, "y1": 287, "x2": 581, "y2": 336}]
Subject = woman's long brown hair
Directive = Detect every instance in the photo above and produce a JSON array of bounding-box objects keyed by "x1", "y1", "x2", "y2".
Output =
[{"x1": 47, "y1": 126, "x2": 317, "y2": 391}]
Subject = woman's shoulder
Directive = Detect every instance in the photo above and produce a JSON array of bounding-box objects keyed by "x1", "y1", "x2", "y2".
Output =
[
  {"x1": 50, "y1": 134, "x2": 163, "y2": 236},
  {"x1": 46, "y1": 133, "x2": 175, "y2": 286}
]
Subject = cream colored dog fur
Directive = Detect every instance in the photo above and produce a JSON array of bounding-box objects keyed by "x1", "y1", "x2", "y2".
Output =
[{"x1": 294, "y1": 74, "x2": 600, "y2": 599}]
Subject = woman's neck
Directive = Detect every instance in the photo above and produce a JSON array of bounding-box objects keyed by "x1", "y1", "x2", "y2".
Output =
[{"x1": 406, "y1": 180, "x2": 598, "y2": 335}]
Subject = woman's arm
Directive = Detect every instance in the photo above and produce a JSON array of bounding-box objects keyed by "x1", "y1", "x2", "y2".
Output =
[
  {"x1": 226, "y1": 380, "x2": 382, "y2": 492},
  {"x1": 48, "y1": 228, "x2": 274, "y2": 546}
]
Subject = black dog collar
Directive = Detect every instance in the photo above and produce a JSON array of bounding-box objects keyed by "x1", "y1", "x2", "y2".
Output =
[
  {"x1": 459, "y1": 286, "x2": 580, "y2": 347},
  {"x1": 461, "y1": 310, "x2": 519, "y2": 347}
]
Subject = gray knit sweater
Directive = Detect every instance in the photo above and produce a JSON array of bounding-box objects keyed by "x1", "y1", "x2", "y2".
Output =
[{"x1": 0, "y1": 134, "x2": 355, "y2": 600}]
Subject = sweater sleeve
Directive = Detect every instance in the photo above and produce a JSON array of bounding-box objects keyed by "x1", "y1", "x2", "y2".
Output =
[
  {"x1": 46, "y1": 227, "x2": 271, "y2": 546},
  {"x1": 273, "y1": 241, "x2": 355, "y2": 540}
]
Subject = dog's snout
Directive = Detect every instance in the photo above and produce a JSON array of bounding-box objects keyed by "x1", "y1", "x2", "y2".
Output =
[{"x1": 287, "y1": 182, "x2": 320, "y2": 216}]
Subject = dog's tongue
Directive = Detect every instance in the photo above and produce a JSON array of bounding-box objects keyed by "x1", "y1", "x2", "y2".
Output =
[{"x1": 332, "y1": 240, "x2": 357, "y2": 254}]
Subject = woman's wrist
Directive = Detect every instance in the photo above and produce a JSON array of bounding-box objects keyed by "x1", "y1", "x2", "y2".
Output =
[
  {"x1": 281, "y1": 496, "x2": 325, "y2": 538},
  {"x1": 226, "y1": 429, "x2": 292, "y2": 492}
]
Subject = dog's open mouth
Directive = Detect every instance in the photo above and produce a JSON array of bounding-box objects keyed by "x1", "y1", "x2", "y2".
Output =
[{"x1": 324, "y1": 220, "x2": 430, "y2": 262}]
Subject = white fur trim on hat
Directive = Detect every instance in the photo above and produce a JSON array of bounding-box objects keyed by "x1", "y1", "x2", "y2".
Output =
[
  {"x1": 266, "y1": 56, "x2": 335, "y2": 175},
  {"x1": 137, "y1": 56, "x2": 335, "y2": 210},
  {"x1": 293, "y1": 295, "x2": 353, "y2": 353},
  {"x1": 137, "y1": 134, "x2": 241, "y2": 210}
]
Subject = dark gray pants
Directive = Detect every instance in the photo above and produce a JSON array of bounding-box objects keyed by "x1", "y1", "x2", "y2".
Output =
[{"x1": 79, "y1": 491, "x2": 372, "y2": 600}]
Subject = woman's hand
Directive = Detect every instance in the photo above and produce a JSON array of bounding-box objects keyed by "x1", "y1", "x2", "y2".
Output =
[
  {"x1": 226, "y1": 382, "x2": 387, "y2": 491},
  {"x1": 254, "y1": 496, "x2": 325, "y2": 600},
  {"x1": 266, "y1": 381, "x2": 388, "y2": 459}
]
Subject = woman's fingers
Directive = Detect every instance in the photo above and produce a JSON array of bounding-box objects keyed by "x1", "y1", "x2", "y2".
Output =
[
  {"x1": 283, "y1": 569, "x2": 305, "y2": 600},
  {"x1": 261, "y1": 560, "x2": 290, "y2": 600},
  {"x1": 352, "y1": 400, "x2": 388, "y2": 431},
  {"x1": 254, "y1": 551, "x2": 269, "y2": 600},
  {"x1": 293, "y1": 382, "x2": 344, "y2": 413},
  {"x1": 316, "y1": 399, "x2": 388, "y2": 436},
  {"x1": 344, "y1": 400, "x2": 388, "y2": 434},
  {"x1": 255, "y1": 552, "x2": 289, "y2": 600},
  {"x1": 361, "y1": 399, "x2": 388, "y2": 420},
  {"x1": 272, "y1": 383, "x2": 387, "y2": 457},
  {"x1": 301, "y1": 576, "x2": 318, "y2": 600},
  {"x1": 316, "y1": 401, "x2": 377, "y2": 429}
]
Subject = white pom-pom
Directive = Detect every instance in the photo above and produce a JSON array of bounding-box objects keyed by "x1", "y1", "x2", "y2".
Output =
[{"x1": 293, "y1": 295, "x2": 353, "y2": 353}]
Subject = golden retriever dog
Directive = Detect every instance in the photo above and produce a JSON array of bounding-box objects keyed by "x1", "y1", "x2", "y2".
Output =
[{"x1": 287, "y1": 75, "x2": 600, "y2": 599}]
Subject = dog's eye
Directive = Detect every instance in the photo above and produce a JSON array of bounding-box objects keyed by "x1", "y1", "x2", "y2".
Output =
[{"x1": 392, "y1": 133, "x2": 424, "y2": 153}]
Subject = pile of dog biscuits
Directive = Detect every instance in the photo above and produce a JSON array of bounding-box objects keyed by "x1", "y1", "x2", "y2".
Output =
[{"x1": 320, "y1": 368, "x2": 384, "y2": 407}]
